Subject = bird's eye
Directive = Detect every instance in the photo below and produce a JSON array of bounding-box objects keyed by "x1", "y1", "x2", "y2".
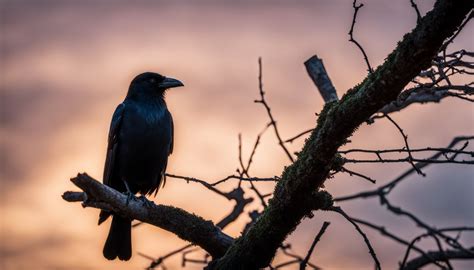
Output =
[{"x1": 149, "y1": 78, "x2": 156, "y2": 83}]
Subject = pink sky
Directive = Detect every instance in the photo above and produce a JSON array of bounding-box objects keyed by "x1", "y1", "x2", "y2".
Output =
[{"x1": 1, "y1": 0, "x2": 473, "y2": 269}]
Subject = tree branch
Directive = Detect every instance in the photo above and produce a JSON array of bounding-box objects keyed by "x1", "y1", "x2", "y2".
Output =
[
  {"x1": 402, "y1": 247, "x2": 474, "y2": 270},
  {"x1": 329, "y1": 207, "x2": 381, "y2": 269},
  {"x1": 208, "y1": 1, "x2": 473, "y2": 268},
  {"x1": 410, "y1": 0, "x2": 422, "y2": 24},
  {"x1": 349, "y1": 0, "x2": 373, "y2": 73},
  {"x1": 304, "y1": 55, "x2": 339, "y2": 103},
  {"x1": 62, "y1": 173, "x2": 233, "y2": 258},
  {"x1": 334, "y1": 136, "x2": 474, "y2": 202},
  {"x1": 255, "y1": 58, "x2": 295, "y2": 162},
  {"x1": 299, "y1": 222, "x2": 330, "y2": 270}
]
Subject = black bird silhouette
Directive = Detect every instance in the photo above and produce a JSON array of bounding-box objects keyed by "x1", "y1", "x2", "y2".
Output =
[{"x1": 98, "y1": 72, "x2": 183, "y2": 261}]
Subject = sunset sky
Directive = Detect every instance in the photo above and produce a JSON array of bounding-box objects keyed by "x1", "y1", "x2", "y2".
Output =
[{"x1": 1, "y1": 0, "x2": 473, "y2": 269}]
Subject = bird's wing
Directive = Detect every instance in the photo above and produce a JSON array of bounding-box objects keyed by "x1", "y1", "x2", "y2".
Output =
[
  {"x1": 99, "y1": 103, "x2": 126, "y2": 225},
  {"x1": 155, "y1": 110, "x2": 173, "y2": 194},
  {"x1": 103, "y1": 103, "x2": 126, "y2": 187},
  {"x1": 169, "y1": 112, "x2": 174, "y2": 155}
]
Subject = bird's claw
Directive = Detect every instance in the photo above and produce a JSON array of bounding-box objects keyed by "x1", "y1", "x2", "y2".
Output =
[
  {"x1": 137, "y1": 195, "x2": 154, "y2": 207},
  {"x1": 121, "y1": 179, "x2": 136, "y2": 206},
  {"x1": 124, "y1": 191, "x2": 136, "y2": 206}
]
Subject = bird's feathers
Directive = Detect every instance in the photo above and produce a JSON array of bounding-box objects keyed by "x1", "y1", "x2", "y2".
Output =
[
  {"x1": 169, "y1": 111, "x2": 174, "y2": 155},
  {"x1": 102, "y1": 215, "x2": 132, "y2": 261},
  {"x1": 99, "y1": 103, "x2": 126, "y2": 225},
  {"x1": 99, "y1": 72, "x2": 179, "y2": 261},
  {"x1": 103, "y1": 103, "x2": 126, "y2": 187}
]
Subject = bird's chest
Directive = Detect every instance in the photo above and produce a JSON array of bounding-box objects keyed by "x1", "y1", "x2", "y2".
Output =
[
  {"x1": 139, "y1": 107, "x2": 164, "y2": 126},
  {"x1": 121, "y1": 105, "x2": 170, "y2": 149}
]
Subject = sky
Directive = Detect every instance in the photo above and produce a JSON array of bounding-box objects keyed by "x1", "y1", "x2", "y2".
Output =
[{"x1": 1, "y1": 0, "x2": 473, "y2": 269}]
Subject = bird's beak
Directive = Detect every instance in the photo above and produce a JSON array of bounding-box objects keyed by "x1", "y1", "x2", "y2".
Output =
[{"x1": 159, "y1": 77, "x2": 184, "y2": 89}]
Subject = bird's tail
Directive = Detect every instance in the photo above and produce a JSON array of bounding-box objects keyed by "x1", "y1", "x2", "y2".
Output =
[{"x1": 103, "y1": 215, "x2": 132, "y2": 261}]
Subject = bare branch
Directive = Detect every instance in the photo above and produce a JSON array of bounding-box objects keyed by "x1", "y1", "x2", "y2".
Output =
[
  {"x1": 237, "y1": 132, "x2": 271, "y2": 208},
  {"x1": 377, "y1": 84, "x2": 474, "y2": 116},
  {"x1": 339, "y1": 146, "x2": 473, "y2": 155},
  {"x1": 380, "y1": 196, "x2": 471, "y2": 253},
  {"x1": 165, "y1": 173, "x2": 277, "y2": 188},
  {"x1": 284, "y1": 128, "x2": 314, "y2": 143},
  {"x1": 349, "y1": 0, "x2": 373, "y2": 73},
  {"x1": 385, "y1": 114, "x2": 424, "y2": 175},
  {"x1": 410, "y1": 0, "x2": 422, "y2": 24},
  {"x1": 304, "y1": 55, "x2": 339, "y2": 103},
  {"x1": 439, "y1": 10, "x2": 473, "y2": 52},
  {"x1": 299, "y1": 222, "x2": 330, "y2": 270},
  {"x1": 139, "y1": 245, "x2": 192, "y2": 270},
  {"x1": 255, "y1": 57, "x2": 295, "y2": 162},
  {"x1": 142, "y1": 186, "x2": 252, "y2": 269},
  {"x1": 335, "y1": 136, "x2": 473, "y2": 202},
  {"x1": 353, "y1": 217, "x2": 445, "y2": 268},
  {"x1": 340, "y1": 167, "x2": 377, "y2": 184},
  {"x1": 271, "y1": 244, "x2": 321, "y2": 269},
  {"x1": 62, "y1": 173, "x2": 233, "y2": 258},
  {"x1": 243, "y1": 123, "x2": 271, "y2": 174},
  {"x1": 343, "y1": 157, "x2": 473, "y2": 164},
  {"x1": 400, "y1": 232, "x2": 452, "y2": 269},
  {"x1": 329, "y1": 207, "x2": 381, "y2": 270},
  {"x1": 216, "y1": 187, "x2": 253, "y2": 229},
  {"x1": 402, "y1": 247, "x2": 474, "y2": 270},
  {"x1": 209, "y1": 2, "x2": 472, "y2": 268},
  {"x1": 374, "y1": 50, "x2": 474, "y2": 117}
]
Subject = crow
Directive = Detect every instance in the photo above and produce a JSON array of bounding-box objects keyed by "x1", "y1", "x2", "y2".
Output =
[{"x1": 98, "y1": 72, "x2": 183, "y2": 261}]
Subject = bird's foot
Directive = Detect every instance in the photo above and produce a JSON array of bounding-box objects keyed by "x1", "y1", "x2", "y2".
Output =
[
  {"x1": 123, "y1": 191, "x2": 137, "y2": 206},
  {"x1": 137, "y1": 195, "x2": 154, "y2": 208},
  {"x1": 121, "y1": 179, "x2": 136, "y2": 206}
]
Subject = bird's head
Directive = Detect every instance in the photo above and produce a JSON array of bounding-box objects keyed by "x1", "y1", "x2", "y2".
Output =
[{"x1": 127, "y1": 72, "x2": 184, "y2": 99}]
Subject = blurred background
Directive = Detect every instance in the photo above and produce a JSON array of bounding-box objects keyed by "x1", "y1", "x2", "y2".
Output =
[{"x1": 1, "y1": 0, "x2": 473, "y2": 269}]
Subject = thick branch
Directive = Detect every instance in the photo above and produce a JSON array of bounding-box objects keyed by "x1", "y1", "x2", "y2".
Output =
[
  {"x1": 304, "y1": 55, "x2": 339, "y2": 103},
  {"x1": 62, "y1": 173, "x2": 233, "y2": 258},
  {"x1": 209, "y1": 1, "x2": 473, "y2": 269}
]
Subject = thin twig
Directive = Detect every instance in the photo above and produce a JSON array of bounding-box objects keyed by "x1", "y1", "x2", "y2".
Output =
[
  {"x1": 329, "y1": 206, "x2": 381, "y2": 270},
  {"x1": 343, "y1": 157, "x2": 473, "y2": 164},
  {"x1": 341, "y1": 167, "x2": 376, "y2": 184},
  {"x1": 245, "y1": 123, "x2": 271, "y2": 173},
  {"x1": 410, "y1": 0, "x2": 422, "y2": 24},
  {"x1": 335, "y1": 136, "x2": 474, "y2": 202},
  {"x1": 353, "y1": 217, "x2": 445, "y2": 269},
  {"x1": 349, "y1": 0, "x2": 373, "y2": 73},
  {"x1": 255, "y1": 57, "x2": 295, "y2": 162},
  {"x1": 439, "y1": 10, "x2": 473, "y2": 52},
  {"x1": 300, "y1": 222, "x2": 330, "y2": 270},
  {"x1": 339, "y1": 147, "x2": 472, "y2": 155},
  {"x1": 402, "y1": 247, "x2": 474, "y2": 270},
  {"x1": 285, "y1": 129, "x2": 314, "y2": 143},
  {"x1": 274, "y1": 244, "x2": 321, "y2": 269},
  {"x1": 384, "y1": 114, "x2": 425, "y2": 175},
  {"x1": 139, "y1": 245, "x2": 193, "y2": 270},
  {"x1": 380, "y1": 196, "x2": 472, "y2": 254}
]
